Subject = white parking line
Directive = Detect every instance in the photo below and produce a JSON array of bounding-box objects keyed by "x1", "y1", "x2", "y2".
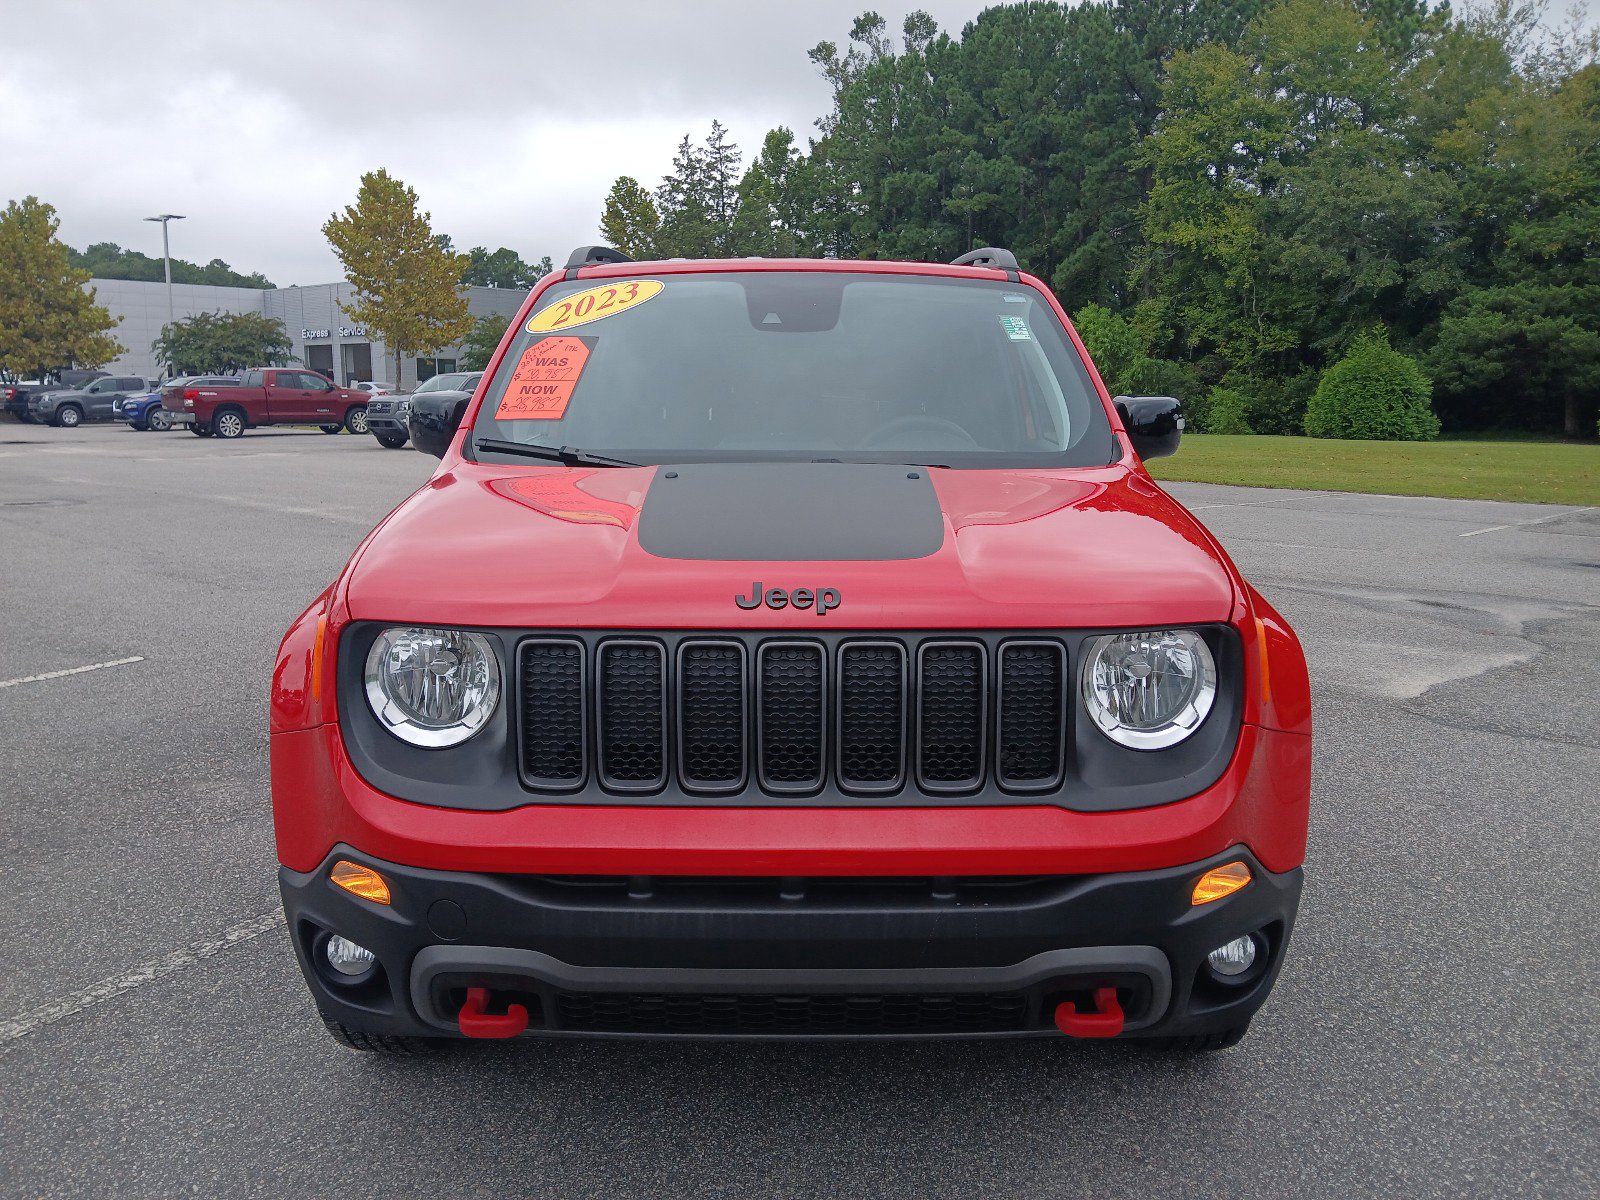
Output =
[
  {"x1": 0, "y1": 911, "x2": 286, "y2": 1048},
  {"x1": 1460, "y1": 509, "x2": 1579, "y2": 537},
  {"x1": 0, "y1": 656, "x2": 144, "y2": 689}
]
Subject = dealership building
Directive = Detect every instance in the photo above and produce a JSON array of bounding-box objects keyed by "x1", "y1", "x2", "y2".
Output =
[{"x1": 86, "y1": 277, "x2": 530, "y2": 390}]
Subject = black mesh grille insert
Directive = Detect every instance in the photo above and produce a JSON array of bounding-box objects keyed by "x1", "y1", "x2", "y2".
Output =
[
  {"x1": 519, "y1": 640, "x2": 585, "y2": 786},
  {"x1": 837, "y1": 643, "x2": 906, "y2": 789},
  {"x1": 917, "y1": 642, "x2": 986, "y2": 790},
  {"x1": 678, "y1": 641, "x2": 746, "y2": 790},
  {"x1": 555, "y1": 991, "x2": 1029, "y2": 1035},
  {"x1": 597, "y1": 641, "x2": 666, "y2": 789},
  {"x1": 758, "y1": 643, "x2": 825, "y2": 791},
  {"x1": 998, "y1": 642, "x2": 1066, "y2": 788}
]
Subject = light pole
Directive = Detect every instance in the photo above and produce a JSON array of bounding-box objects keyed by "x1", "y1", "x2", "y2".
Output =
[{"x1": 143, "y1": 213, "x2": 186, "y2": 335}]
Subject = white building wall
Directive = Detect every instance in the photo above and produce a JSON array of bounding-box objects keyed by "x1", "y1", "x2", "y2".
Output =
[
  {"x1": 87, "y1": 279, "x2": 267, "y2": 379},
  {"x1": 88, "y1": 278, "x2": 533, "y2": 389}
]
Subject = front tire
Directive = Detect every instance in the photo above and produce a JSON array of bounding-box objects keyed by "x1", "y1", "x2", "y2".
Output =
[
  {"x1": 319, "y1": 424, "x2": 343, "y2": 434},
  {"x1": 344, "y1": 406, "x2": 369, "y2": 435},
  {"x1": 54, "y1": 404, "x2": 83, "y2": 428},
  {"x1": 148, "y1": 408, "x2": 172, "y2": 431},
  {"x1": 213, "y1": 408, "x2": 246, "y2": 439},
  {"x1": 319, "y1": 1014, "x2": 440, "y2": 1057},
  {"x1": 375, "y1": 432, "x2": 408, "y2": 449}
]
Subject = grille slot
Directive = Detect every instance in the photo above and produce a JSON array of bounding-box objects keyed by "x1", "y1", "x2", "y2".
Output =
[
  {"x1": 518, "y1": 639, "x2": 587, "y2": 788},
  {"x1": 997, "y1": 641, "x2": 1066, "y2": 790},
  {"x1": 677, "y1": 640, "x2": 747, "y2": 792},
  {"x1": 555, "y1": 991, "x2": 1029, "y2": 1035},
  {"x1": 756, "y1": 642, "x2": 826, "y2": 793},
  {"x1": 836, "y1": 642, "x2": 907, "y2": 792},
  {"x1": 596, "y1": 640, "x2": 667, "y2": 791},
  {"x1": 916, "y1": 641, "x2": 988, "y2": 792}
]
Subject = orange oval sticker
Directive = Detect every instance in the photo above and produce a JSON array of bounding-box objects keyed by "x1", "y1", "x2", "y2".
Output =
[{"x1": 527, "y1": 279, "x2": 664, "y2": 333}]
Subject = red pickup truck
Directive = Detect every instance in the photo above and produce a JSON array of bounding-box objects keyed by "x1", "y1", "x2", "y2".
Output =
[{"x1": 162, "y1": 368, "x2": 370, "y2": 439}]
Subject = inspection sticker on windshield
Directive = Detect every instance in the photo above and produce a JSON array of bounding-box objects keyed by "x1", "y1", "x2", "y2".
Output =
[
  {"x1": 495, "y1": 336, "x2": 591, "y2": 420},
  {"x1": 527, "y1": 279, "x2": 664, "y2": 334},
  {"x1": 999, "y1": 315, "x2": 1033, "y2": 341}
]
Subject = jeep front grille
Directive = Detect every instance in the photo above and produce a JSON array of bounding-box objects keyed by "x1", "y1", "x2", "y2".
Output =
[{"x1": 515, "y1": 634, "x2": 1068, "y2": 798}]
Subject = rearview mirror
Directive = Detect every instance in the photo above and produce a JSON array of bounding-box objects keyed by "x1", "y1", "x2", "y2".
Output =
[
  {"x1": 1114, "y1": 396, "x2": 1183, "y2": 460},
  {"x1": 409, "y1": 394, "x2": 470, "y2": 458}
]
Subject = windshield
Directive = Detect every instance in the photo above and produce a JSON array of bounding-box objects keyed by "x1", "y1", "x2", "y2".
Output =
[
  {"x1": 471, "y1": 271, "x2": 1115, "y2": 468},
  {"x1": 416, "y1": 372, "x2": 472, "y2": 394}
]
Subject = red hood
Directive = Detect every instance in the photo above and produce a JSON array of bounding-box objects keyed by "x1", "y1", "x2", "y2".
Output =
[{"x1": 343, "y1": 462, "x2": 1238, "y2": 629}]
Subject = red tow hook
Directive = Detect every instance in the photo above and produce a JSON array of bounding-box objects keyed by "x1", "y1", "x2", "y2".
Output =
[
  {"x1": 1054, "y1": 987, "x2": 1125, "y2": 1038},
  {"x1": 458, "y1": 987, "x2": 529, "y2": 1039}
]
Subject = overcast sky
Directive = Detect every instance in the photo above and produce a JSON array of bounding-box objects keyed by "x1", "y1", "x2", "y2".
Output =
[{"x1": 1, "y1": 0, "x2": 990, "y2": 286}]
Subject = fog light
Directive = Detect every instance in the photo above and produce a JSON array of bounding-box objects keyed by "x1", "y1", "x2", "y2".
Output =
[
  {"x1": 325, "y1": 934, "x2": 376, "y2": 977},
  {"x1": 1206, "y1": 935, "x2": 1258, "y2": 978}
]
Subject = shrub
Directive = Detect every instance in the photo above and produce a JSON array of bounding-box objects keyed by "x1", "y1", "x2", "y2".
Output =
[
  {"x1": 1305, "y1": 329, "x2": 1441, "y2": 441},
  {"x1": 1203, "y1": 387, "x2": 1253, "y2": 434}
]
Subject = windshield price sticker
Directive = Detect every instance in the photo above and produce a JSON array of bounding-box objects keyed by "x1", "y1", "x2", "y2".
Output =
[
  {"x1": 527, "y1": 279, "x2": 664, "y2": 334},
  {"x1": 495, "y1": 336, "x2": 591, "y2": 420}
]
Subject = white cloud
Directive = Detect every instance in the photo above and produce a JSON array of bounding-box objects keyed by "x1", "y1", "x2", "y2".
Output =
[{"x1": 2, "y1": 0, "x2": 983, "y2": 284}]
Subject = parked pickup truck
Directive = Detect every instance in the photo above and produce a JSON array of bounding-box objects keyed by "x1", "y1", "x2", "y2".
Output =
[
  {"x1": 3, "y1": 370, "x2": 110, "y2": 423},
  {"x1": 162, "y1": 368, "x2": 370, "y2": 439}
]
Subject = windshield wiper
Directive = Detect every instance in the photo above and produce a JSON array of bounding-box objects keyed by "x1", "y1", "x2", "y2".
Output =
[{"x1": 475, "y1": 438, "x2": 640, "y2": 468}]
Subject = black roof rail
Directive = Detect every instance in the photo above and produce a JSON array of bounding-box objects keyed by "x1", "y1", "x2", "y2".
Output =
[
  {"x1": 950, "y1": 247, "x2": 1020, "y2": 271},
  {"x1": 564, "y1": 245, "x2": 634, "y2": 270}
]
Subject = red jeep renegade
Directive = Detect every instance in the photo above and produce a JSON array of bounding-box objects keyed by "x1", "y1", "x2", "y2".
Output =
[{"x1": 271, "y1": 247, "x2": 1311, "y2": 1055}]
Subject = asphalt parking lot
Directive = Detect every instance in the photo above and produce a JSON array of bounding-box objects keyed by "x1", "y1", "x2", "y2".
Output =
[{"x1": 1, "y1": 422, "x2": 1595, "y2": 1198}]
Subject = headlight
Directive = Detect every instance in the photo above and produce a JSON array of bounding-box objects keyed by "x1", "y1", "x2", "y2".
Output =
[
  {"x1": 1081, "y1": 629, "x2": 1216, "y2": 750},
  {"x1": 364, "y1": 626, "x2": 501, "y2": 748}
]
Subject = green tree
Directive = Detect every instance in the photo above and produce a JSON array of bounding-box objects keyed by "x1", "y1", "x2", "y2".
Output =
[
  {"x1": 655, "y1": 124, "x2": 743, "y2": 257},
  {"x1": 599, "y1": 176, "x2": 660, "y2": 257},
  {"x1": 1305, "y1": 327, "x2": 1440, "y2": 440},
  {"x1": 322, "y1": 170, "x2": 473, "y2": 386},
  {"x1": 460, "y1": 312, "x2": 511, "y2": 371},
  {"x1": 67, "y1": 241, "x2": 274, "y2": 288},
  {"x1": 463, "y1": 246, "x2": 551, "y2": 289},
  {"x1": 152, "y1": 311, "x2": 294, "y2": 374},
  {"x1": 0, "y1": 196, "x2": 124, "y2": 378}
]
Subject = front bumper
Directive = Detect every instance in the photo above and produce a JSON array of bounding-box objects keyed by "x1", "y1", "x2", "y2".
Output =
[{"x1": 282, "y1": 844, "x2": 1301, "y2": 1041}]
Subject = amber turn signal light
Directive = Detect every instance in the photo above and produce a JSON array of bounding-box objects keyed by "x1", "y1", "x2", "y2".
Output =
[
  {"x1": 330, "y1": 860, "x2": 391, "y2": 905},
  {"x1": 1191, "y1": 861, "x2": 1252, "y2": 905}
]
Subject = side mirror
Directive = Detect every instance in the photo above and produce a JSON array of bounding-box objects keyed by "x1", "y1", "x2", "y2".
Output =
[
  {"x1": 410, "y1": 394, "x2": 470, "y2": 458},
  {"x1": 1114, "y1": 396, "x2": 1183, "y2": 460}
]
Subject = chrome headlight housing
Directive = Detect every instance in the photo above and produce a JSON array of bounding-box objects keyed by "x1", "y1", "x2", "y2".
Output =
[
  {"x1": 1081, "y1": 629, "x2": 1217, "y2": 750},
  {"x1": 364, "y1": 626, "x2": 501, "y2": 748}
]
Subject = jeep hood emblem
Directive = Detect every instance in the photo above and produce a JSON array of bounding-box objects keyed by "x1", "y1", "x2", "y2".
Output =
[{"x1": 736, "y1": 582, "x2": 841, "y2": 616}]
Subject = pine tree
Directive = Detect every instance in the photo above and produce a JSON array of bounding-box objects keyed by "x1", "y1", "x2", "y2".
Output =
[
  {"x1": 599, "y1": 177, "x2": 661, "y2": 258},
  {"x1": 0, "y1": 196, "x2": 124, "y2": 378},
  {"x1": 322, "y1": 170, "x2": 473, "y2": 386}
]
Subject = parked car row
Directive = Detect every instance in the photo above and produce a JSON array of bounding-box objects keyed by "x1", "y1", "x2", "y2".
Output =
[{"x1": 3, "y1": 366, "x2": 483, "y2": 450}]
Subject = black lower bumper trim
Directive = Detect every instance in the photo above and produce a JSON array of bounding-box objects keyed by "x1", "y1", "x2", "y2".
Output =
[{"x1": 280, "y1": 846, "x2": 1302, "y2": 1041}]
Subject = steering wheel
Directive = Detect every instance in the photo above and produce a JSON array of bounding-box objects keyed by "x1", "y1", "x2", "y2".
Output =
[{"x1": 858, "y1": 415, "x2": 980, "y2": 451}]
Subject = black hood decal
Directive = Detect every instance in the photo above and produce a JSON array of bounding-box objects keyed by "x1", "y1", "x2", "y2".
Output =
[{"x1": 637, "y1": 463, "x2": 945, "y2": 562}]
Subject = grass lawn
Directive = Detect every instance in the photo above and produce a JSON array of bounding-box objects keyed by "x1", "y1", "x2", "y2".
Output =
[{"x1": 1148, "y1": 434, "x2": 1600, "y2": 506}]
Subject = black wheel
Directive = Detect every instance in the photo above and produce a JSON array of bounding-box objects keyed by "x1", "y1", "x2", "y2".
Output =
[
  {"x1": 375, "y1": 433, "x2": 409, "y2": 449},
  {"x1": 1143, "y1": 1023, "x2": 1251, "y2": 1053},
  {"x1": 191, "y1": 424, "x2": 214, "y2": 437},
  {"x1": 213, "y1": 408, "x2": 246, "y2": 439},
  {"x1": 148, "y1": 408, "x2": 173, "y2": 431},
  {"x1": 54, "y1": 404, "x2": 83, "y2": 428},
  {"x1": 319, "y1": 1013, "x2": 441, "y2": 1057},
  {"x1": 344, "y1": 406, "x2": 369, "y2": 435},
  {"x1": 320, "y1": 423, "x2": 343, "y2": 434}
]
